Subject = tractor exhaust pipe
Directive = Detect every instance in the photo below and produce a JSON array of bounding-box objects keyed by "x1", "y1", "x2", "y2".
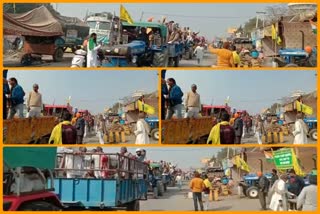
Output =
[
  {"x1": 258, "y1": 159, "x2": 263, "y2": 173},
  {"x1": 300, "y1": 30, "x2": 305, "y2": 50}
]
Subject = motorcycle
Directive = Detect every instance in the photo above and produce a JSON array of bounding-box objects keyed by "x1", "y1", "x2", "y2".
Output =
[{"x1": 71, "y1": 49, "x2": 104, "y2": 68}]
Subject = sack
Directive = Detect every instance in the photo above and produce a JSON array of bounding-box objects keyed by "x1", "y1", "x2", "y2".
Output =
[
  {"x1": 61, "y1": 124, "x2": 77, "y2": 144},
  {"x1": 220, "y1": 125, "x2": 235, "y2": 144}
]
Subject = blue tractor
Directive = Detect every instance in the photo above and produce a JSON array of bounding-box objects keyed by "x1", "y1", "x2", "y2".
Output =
[
  {"x1": 102, "y1": 21, "x2": 183, "y2": 67},
  {"x1": 274, "y1": 30, "x2": 317, "y2": 67},
  {"x1": 145, "y1": 117, "x2": 159, "y2": 141},
  {"x1": 239, "y1": 173, "x2": 272, "y2": 199},
  {"x1": 304, "y1": 117, "x2": 317, "y2": 141}
]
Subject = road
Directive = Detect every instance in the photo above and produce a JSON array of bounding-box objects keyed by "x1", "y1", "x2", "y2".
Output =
[
  {"x1": 83, "y1": 131, "x2": 158, "y2": 144},
  {"x1": 241, "y1": 132, "x2": 316, "y2": 145},
  {"x1": 4, "y1": 51, "x2": 216, "y2": 67},
  {"x1": 141, "y1": 183, "x2": 262, "y2": 211}
]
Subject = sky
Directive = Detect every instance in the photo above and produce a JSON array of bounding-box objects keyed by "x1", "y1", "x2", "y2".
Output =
[
  {"x1": 165, "y1": 70, "x2": 316, "y2": 114},
  {"x1": 8, "y1": 70, "x2": 157, "y2": 114},
  {"x1": 53, "y1": 3, "x2": 279, "y2": 38},
  {"x1": 58, "y1": 147, "x2": 222, "y2": 169}
]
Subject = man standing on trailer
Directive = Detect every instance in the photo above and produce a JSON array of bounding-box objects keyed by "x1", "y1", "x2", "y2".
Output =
[
  {"x1": 185, "y1": 84, "x2": 201, "y2": 119},
  {"x1": 27, "y1": 83, "x2": 43, "y2": 118}
]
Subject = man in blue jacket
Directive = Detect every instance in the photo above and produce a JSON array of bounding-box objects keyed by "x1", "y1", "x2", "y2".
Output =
[
  {"x1": 7, "y1": 77, "x2": 25, "y2": 119},
  {"x1": 164, "y1": 78, "x2": 184, "y2": 119}
]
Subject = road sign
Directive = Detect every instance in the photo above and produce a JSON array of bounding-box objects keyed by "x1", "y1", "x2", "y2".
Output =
[{"x1": 273, "y1": 148, "x2": 293, "y2": 169}]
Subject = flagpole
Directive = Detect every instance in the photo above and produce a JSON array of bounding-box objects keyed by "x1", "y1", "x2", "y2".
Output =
[{"x1": 140, "y1": 11, "x2": 144, "y2": 21}]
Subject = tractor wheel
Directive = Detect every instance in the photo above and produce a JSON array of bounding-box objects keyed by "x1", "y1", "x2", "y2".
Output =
[
  {"x1": 285, "y1": 63, "x2": 298, "y2": 67},
  {"x1": 19, "y1": 201, "x2": 60, "y2": 211},
  {"x1": 153, "y1": 52, "x2": 168, "y2": 67},
  {"x1": 126, "y1": 200, "x2": 140, "y2": 211},
  {"x1": 309, "y1": 129, "x2": 317, "y2": 141},
  {"x1": 246, "y1": 186, "x2": 259, "y2": 199},
  {"x1": 53, "y1": 48, "x2": 64, "y2": 62},
  {"x1": 151, "y1": 128, "x2": 159, "y2": 141}
]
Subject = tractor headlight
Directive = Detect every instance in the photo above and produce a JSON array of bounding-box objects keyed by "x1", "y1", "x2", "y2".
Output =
[
  {"x1": 114, "y1": 48, "x2": 119, "y2": 54},
  {"x1": 132, "y1": 56, "x2": 137, "y2": 64}
]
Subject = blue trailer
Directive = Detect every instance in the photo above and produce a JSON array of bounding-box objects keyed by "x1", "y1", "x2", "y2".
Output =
[
  {"x1": 52, "y1": 152, "x2": 148, "y2": 211},
  {"x1": 145, "y1": 117, "x2": 159, "y2": 140}
]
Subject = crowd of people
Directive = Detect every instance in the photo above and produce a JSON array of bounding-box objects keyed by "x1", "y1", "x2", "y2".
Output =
[
  {"x1": 257, "y1": 169, "x2": 317, "y2": 211},
  {"x1": 162, "y1": 76, "x2": 310, "y2": 145},
  {"x1": 57, "y1": 147, "x2": 148, "y2": 179}
]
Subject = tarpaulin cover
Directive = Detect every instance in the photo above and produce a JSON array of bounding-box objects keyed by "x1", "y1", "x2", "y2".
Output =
[
  {"x1": 4, "y1": 147, "x2": 57, "y2": 170},
  {"x1": 3, "y1": 6, "x2": 63, "y2": 36}
]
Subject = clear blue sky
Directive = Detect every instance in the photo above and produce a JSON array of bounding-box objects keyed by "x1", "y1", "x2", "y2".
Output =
[
  {"x1": 58, "y1": 147, "x2": 221, "y2": 169},
  {"x1": 53, "y1": 3, "x2": 278, "y2": 38},
  {"x1": 165, "y1": 70, "x2": 316, "y2": 114},
  {"x1": 8, "y1": 70, "x2": 157, "y2": 114}
]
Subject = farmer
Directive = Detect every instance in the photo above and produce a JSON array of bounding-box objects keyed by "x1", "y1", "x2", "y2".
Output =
[
  {"x1": 189, "y1": 171, "x2": 205, "y2": 211},
  {"x1": 27, "y1": 83, "x2": 43, "y2": 118},
  {"x1": 185, "y1": 84, "x2": 201, "y2": 119},
  {"x1": 134, "y1": 113, "x2": 150, "y2": 145},
  {"x1": 7, "y1": 77, "x2": 25, "y2": 119},
  {"x1": 87, "y1": 33, "x2": 101, "y2": 67},
  {"x1": 209, "y1": 42, "x2": 234, "y2": 67},
  {"x1": 257, "y1": 171, "x2": 270, "y2": 210},
  {"x1": 293, "y1": 113, "x2": 308, "y2": 144},
  {"x1": 194, "y1": 43, "x2": 205, "y2": 66},
  {"x1": 165, "y1": 78, "x2": 184, "y2": 119}
]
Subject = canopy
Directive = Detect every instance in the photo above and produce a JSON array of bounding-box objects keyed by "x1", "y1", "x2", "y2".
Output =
[
  {"x1": 3, "y1": 6, "x2": 63, "y2": 36},
  {"x1": 4, "y1": 147, "x2": 57, "y2": 170}
]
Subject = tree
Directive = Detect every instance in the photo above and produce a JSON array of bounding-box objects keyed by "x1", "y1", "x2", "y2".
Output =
[{"x1": 211, "y1": 148, "x2": 240, "y2": 166}]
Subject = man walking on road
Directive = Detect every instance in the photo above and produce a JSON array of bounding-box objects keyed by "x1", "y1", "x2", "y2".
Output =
[
  {"x1": 189, "y1": 171, "x2": 205, "y2": 211},
  {"x1": 270, "y1": 169, "x2": 279, "y2": 188},
  {"x1": 27, "y1": 84, "x2": 43, "y2": 118},
  {"x1": 75, "y1": 113, "x2": 86, "y2": 144},
  {"x1": 7, "y1": 77, "x2": 25, "y2": 119},
  {"x1": 257, "y1": 171, "x2": 270, "y2": 210},
  {"x1": 233, "y1": 113, "x2": 243, "y2": 144},
  {"x1": 194, "y1": 43, "x2": 204, "y2": 66},
  {"x1": 185, "y1": 84, "x2": 201, "y2": 119}
]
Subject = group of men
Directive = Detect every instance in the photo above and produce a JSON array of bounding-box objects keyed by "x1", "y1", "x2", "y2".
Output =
[
  {"x1": 3, "y1": 74, "x2": 43, "y2": 120},
  {"x1": 58, "y1": 147, "x2": 148, "y2": 179},
  {"x1": 258, "y1": 169, "x2": 317, "y2": 211}
]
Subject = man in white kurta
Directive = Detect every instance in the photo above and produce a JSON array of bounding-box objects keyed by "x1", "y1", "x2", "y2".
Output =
[
  {"x1": 269, "y1": 174, "x2": 288, "y2": 211},
  {"x1": 87, "y1": 33, "x2": 101, "y2": 68},
  {"x1": 194, "y1": 44, "x2": 204, "y2": 66},
  {"x1": 134, "y1": 113, "x2": 150, "y2": 145},
  {"x1": 292, "y1": 113, "x2": 308, "y2": 145}
]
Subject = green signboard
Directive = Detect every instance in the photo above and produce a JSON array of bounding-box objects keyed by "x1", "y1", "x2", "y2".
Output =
[{"x1": 272, "y1": 148, "x2": 293, "y2": 170}]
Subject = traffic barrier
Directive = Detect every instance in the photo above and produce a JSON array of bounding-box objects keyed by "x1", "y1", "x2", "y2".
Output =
[
  {"x1": 262, "y1": 131, "x2": 284, "y2": 144},
  {"x1": 3, "y1": 117, "x2": 57, "y2": 144},
  {"x1": 162, "y1": 117, "x2": 213, "y2": 144},
  {"x1": 104, "y1": 131, "x2": 126, "y2": 143}
]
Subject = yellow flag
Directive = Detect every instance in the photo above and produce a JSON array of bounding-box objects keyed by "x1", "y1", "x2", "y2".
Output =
[
  {"x1": 277, "y1": 36, "x2": 282, "y2": 45},
  {"x1": 296, "y1": 101, "x2": 313, "y2": 115},
  {"x1": 271, "y1": 24, "x2": 277, "y2": 40},
  {"x1": 234, "y1": 155, "x2": 250, "y2": 172},
  {"x1": 138, "y1": 100, "x2": 155, "y2": 115},
  {"x1": 291, "y1": 148, "x2": 305, "y2": 176},
  {"x1": 120, "y1": 4, "x2": 134, "y2": 25}
]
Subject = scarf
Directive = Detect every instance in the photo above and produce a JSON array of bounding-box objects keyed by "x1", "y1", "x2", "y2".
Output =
[
  {"x1": 49, "y1": 121, "x2": 72, "y2": 145},
  {"x1": 88, "y1": 38, "x2": 96, "y2": 51},
  {"x1": 207, "y1": 121, "x2": 229, "y2": 145}
]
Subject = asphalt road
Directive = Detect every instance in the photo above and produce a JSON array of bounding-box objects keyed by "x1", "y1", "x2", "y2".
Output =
[
  {"x1": 140, "y1": 183, "x2": 262, "y2": 211},
  {"x1": 3, "y1": 51, "x2": 216, "y2": 68},
  {"x1": 83, "y1": 131, "x2": 158, "y2": 145}
]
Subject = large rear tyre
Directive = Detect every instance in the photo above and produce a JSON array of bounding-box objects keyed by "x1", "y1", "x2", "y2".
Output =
[
  {"x1": 126, "y1": 200, "x2": 140, "y2": 211},
  {"x1": 18, "y1": 201, "x2": 60, "y2": 211},
  {"x1": 153, "y1": 52, "x2": 168, "y2": 67},
  {"x1": 309, "y1": 129, "x2": 317, "y2": 141},
  {"x1": 285, "y1": 63, "x2": 298, "y2": 67},
  {"x1": 151, "y1": 128, "x2": 159, "y2": 141}
]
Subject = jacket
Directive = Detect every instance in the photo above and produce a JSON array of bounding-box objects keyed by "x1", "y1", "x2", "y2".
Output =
[
  {"x1": 75, "y1": 117, "x2": 86, "y2": 136},
  {"x1": 258, "y1": 176, "x2": 270, "y2": 193},
  {"x1": 10, "y1": 84, "x2": 25, "y2": 106},
  {"x1": 233, "y1": 118, "x2": 243, "y2": 137},
  {"x1": 168, "y1": 85, "x2": 183, "y2": 107}
]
